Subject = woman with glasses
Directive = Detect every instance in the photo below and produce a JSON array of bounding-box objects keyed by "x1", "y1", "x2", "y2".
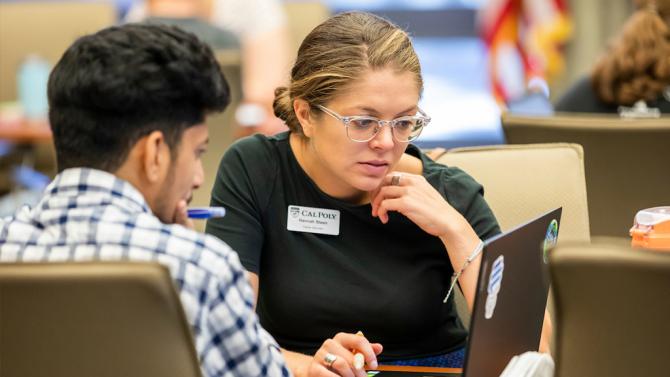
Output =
[{"x1": 206, "y1": 11, "x2": 531, "y2": 377}]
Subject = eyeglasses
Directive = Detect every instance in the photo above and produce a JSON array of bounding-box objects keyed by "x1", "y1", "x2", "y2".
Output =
[{"x1": 315, "y1": 104, "x2": 431, "y2": 143}]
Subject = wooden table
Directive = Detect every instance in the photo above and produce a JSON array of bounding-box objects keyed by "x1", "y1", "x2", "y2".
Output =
[
  {"x1": 0, "y1": 119, "x2": 52, "y2": 143},
  {"x1": 374, "y1": 365, "x2": 462, "y2": 375}
]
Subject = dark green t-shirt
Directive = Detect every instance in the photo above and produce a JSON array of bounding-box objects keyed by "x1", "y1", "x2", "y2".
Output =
[{"x1": 206, "y1": 132, "x2": 501, "y2": 360}]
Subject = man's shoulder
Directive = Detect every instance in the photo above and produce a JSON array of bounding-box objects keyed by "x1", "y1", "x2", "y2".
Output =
[
  {"x1": 160, "y1": 220, "x2": 233, "y2": 254},
  {"x1": 0, "y1": 205, "x2": 38, "y2": 244},
  {"x1": 154, "y1": 219, "x2": 242, "y2": 272}
]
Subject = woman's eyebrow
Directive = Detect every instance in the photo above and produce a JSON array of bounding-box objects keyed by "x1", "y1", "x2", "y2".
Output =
[{"x1": 353, "y1": 106, "x2": 417, "y2": 117}]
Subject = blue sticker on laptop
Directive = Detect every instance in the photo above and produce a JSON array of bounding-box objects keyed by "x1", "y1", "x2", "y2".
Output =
[
  {"x1": 543, "y1": 219, "x2": 559, "y2": 263},
  {"x1": 485, "y1": 255, "x2": 505, "y2": 319}
]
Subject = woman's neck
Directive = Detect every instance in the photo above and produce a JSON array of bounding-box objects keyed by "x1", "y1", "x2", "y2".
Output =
[{"x1": 289, "y1": 133, "x2": 369, "y2": 204}]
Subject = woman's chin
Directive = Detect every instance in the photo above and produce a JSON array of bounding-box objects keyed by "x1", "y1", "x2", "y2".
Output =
[{"x1": 352, "y1": 177, "x2": 383, "y2": 193}]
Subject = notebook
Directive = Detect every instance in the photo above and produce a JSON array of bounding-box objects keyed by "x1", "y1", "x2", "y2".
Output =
[{"x1": 369, "y1": 207, "x2": 562, "y2": 377}]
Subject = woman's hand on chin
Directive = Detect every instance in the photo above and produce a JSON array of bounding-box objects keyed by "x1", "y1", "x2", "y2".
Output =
[{"x1": 370, "y1": 172, "x2": 467, "y2": 238}]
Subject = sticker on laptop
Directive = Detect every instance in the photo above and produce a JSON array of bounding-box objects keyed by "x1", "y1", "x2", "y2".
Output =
[
  {"x1": 485, "y1": 255, "x2": 505, "y2": 320},
  {"x1": 542, "y1": 219, "x2": 559, "y2": 264}
]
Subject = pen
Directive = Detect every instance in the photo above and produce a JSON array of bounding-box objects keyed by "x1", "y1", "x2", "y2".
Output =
[
  {"x1": 187, "y1": 206, "x2": 226, "y2": 219},
  {"x1": 353, "y1": 331, "x2": 365, "y2": 370}
]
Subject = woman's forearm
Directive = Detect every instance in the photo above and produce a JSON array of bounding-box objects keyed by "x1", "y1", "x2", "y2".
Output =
[{"x1": 438, "y1": 215, "x2": 482, "y2": 312}]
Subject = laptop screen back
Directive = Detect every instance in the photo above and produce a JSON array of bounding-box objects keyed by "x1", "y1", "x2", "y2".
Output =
[{"x1": 462, "y1": 207, "x2": 561, "y2": 376}]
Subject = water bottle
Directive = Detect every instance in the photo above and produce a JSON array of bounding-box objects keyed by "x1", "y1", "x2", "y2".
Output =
[{"x1": 17, "y1": 55, "x2": 51, "y2": 120}]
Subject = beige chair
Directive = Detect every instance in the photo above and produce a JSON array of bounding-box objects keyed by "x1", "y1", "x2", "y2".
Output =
[
  {"x1": 437, "y1": 143, "x2": 590, "y2": 243},
  {"x1": 502, "y1": 113, "x2": 670, "y2": 238},
  {"x1": 0, "y1": 262, "x2": 202, "y2": 377},
  {"x1": 550, "y1": 242, "x2": 670, "y2": 377}
]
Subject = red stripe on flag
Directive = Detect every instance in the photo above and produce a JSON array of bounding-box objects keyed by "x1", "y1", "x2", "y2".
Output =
[{"x1": 482, "y1": 0, "x2": 521, "y2": 45}]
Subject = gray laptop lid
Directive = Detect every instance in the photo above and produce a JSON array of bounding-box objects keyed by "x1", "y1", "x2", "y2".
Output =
[{"x1": 462, "y1": 207, "x2": 561, "y2": 377}]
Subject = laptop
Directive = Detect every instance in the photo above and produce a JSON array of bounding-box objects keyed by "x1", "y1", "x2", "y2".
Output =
[{"x1": 369, "y1": 207, "x2": 562, "y2": 377}]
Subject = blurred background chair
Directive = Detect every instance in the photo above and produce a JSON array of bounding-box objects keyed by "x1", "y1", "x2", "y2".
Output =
[
  {"x1": 502, "y1": 113, "x2": 670, "y2": 238},
  {"x1": 436, "y1": 143, "x2": 590, "y2": 329},
  {"x1": 0, "y1": 262, "x2": 202, "y2": 377},
  {"x1": 437, "y1": 143, "x2": 590, "y2": 243},
  {"x1": 550, "y1": 241, "x2": 670, "y2": 377}
]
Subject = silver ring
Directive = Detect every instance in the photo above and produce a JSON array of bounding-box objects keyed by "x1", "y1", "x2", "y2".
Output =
[
  {"x1": 391, "y1": 173, "x2": 402, "y2": 186},
  {"x1": 324, "y1": 353, "x2": 337, "y2": 368}
]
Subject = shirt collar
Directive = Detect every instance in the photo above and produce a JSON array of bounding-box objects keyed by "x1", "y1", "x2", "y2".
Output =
[{"x1": 41, "y1": 168, "x2": 152, "y2": 215}]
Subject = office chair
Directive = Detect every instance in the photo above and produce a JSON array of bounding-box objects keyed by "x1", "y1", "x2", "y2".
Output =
[
  {"x1": 437, "y1": 143, "x2": 590, "y2": 243},
  {"x1": 502, "y1": 113, "x2": 670, "y2": 237},
  {"x1": 0, "y1": 262, "x2": 202, "y2": 377},
  {"x1": 550, "y1": 242, "x2": 670, "y2": 377}
]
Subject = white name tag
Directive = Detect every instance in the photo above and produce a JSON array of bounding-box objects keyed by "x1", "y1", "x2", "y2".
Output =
[{"x1": 287, "y1": 205, "x2": 340, "y2": 236}]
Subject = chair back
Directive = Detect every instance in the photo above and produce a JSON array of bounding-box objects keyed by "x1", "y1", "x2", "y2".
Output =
[
  {"x1": 0, "y1": 262, "x2": 202, "y2": 377},
  {"x1": 550, "y1": 242, "x2": 670, "y2": 377},
  {"x1": 502, "y1": 113, "x2": 670, "y2": 237},
  {"x1": 437, "y1": 143, "x2": 590, "y2": 243}
]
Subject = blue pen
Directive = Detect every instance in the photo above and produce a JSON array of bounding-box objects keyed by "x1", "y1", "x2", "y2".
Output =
[{"x1": 187, "y1": 206, "x2": 226, "y2": 219}]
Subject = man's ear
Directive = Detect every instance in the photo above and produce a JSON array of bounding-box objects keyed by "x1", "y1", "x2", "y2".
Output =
[
  {"x1": 141, "y1": 130, "x2": 170, "y2": 183},
  {"x1": 293, "y1": 99, "x2": 316, "y2": 138}
]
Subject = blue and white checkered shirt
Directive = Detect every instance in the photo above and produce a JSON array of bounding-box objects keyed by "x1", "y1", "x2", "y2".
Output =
[{"x1": 0, "y1": 168, "x2": 290, "y2": 377}]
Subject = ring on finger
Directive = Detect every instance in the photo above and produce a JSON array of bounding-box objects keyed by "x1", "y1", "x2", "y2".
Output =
[
  {"x1": 391, "y1": 173, "x2": 402, "y2": 186},
  {"x1": 324, "y1": 353, "x2": 338, "y2": 368}
]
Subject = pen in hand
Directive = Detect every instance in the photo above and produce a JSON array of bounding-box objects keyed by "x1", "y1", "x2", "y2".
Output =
[
  {"x1": 187, "y1": 206, "x2": 226, "y2": 219},
  {"x1": 353, "y1": 331, "x2": 366, "y2": 370}
]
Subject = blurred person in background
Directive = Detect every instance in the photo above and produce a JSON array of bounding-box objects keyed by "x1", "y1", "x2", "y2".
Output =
[
  {"x1": 126, "y1": 0, "x2": 291, "y2": 136},
  {"x1": 556, "y1": 0, "x2": 670, "y2": 113}
]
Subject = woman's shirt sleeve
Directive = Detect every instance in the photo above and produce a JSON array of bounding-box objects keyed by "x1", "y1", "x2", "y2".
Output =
[
  {"x1": 419, "y1": 148, "x2": 502, "y2": 241},
  {"x1": 446, "y1": 167, "x2": 501, "y2": 241},
  {"x1": 205, "y1": 136, "x2": 277, "y2": 274}
]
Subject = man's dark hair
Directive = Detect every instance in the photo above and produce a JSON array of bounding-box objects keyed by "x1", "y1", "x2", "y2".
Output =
[{"x1": 48, "y1": 23, "x2": 230, "y2": 172}]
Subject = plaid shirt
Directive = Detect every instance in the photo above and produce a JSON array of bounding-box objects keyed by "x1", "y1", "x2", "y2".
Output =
[{"x1": 0, "y1": 168, "x2": 290, "y2": 377}]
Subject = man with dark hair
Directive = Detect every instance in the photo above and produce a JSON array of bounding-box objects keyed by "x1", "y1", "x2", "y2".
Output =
[{"x1": 0, "y1": 24, "x2": 288, "y2": 377}]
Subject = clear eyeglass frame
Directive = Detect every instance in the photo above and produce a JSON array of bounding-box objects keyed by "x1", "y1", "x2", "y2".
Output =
[{"x1": 315, "y1": 104, "x2": 431, "y2": 143}]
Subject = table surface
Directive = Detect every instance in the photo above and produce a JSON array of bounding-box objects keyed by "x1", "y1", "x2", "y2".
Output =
[
  {"x1": 0, "y1": 118, "x2": 52, "y2": 143},
  {"x1": 375, "y1": 365, "x2": 462, "y2": 374}
]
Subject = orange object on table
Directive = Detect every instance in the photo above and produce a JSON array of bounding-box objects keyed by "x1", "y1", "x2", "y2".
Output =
[{"x1": 630, "y1": 207, "x2": 670, "y2": 251}]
